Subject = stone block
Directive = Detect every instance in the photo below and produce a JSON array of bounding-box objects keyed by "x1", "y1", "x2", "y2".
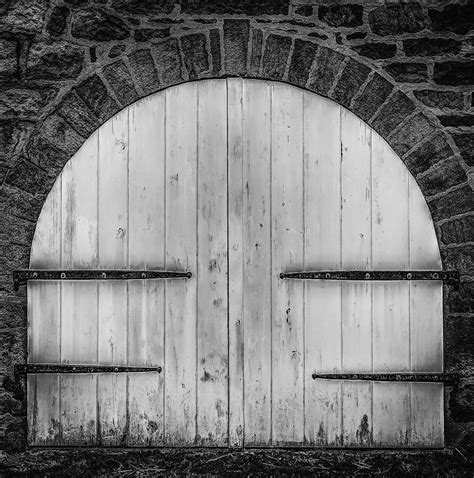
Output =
[
  {"x1": 369, "y1": 3, "x2": 430, "y2": 36},
  {"x1": 319, "y1": 4, "x2": 363, "y2": 28},
  {"x1": 352, "y1": 42, "x2": 396, "y2": 60},
  {"x1": 288, "y1": 39, "x2": 317, "y2": 87},
  {"x1": 331, "y1": 58, "x2": 371, "y2": 108},
  {"x1": 152, "y1": 38, "x2": 184, "y2": 86},
  {"x1": 429, "y1": 185, "x2": 473, "y2": 222},
  {"x1": 307, "y1": 47, "x2": 345, "y2": 96},
  {"x1": 352, "y1": 73, "x2": 394, "y2": 121},
  {"x1": 102, "y1": 60, "x2": 140, "y2": 107},
  {"x1": 223, "y1": 20, "x2": 249, "y2": 76},
  {"x1": 434, "y1": 61, "x2": 474, "y2": 86},
  {"x1": 181, "y1": 33, "x2": 210, "y2": 80},
  {"x1": 384, "y1": 62, "x2": 428, "y2": 83},
  {"x1": 418, "y1": 159, "x2": 467, "y2": 197},
  {"x1": 128, "y1": 49, "x2": 160, "y2": 95},
  {"x1": 71, "y1": 7, "x2": 130, "y2": 41}
]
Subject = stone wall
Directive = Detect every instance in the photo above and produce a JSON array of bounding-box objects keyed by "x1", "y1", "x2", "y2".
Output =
[{"x1": 0, "y1": 0, "x2": 473, "y2": 452}]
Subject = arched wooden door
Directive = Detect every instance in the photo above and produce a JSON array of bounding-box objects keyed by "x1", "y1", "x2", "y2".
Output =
[{"x1": 27, "y1": 79, "x2": 443, "y2": 448}]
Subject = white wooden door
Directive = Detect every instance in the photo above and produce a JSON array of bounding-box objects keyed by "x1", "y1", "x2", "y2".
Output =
[{"x1": 27, "y1": 79, "x2": 443, "y2": 447}]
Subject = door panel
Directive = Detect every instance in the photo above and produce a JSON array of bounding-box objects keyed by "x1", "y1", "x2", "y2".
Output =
[{"x1": 28, "y1": 79, "x2": 444, "y2": 448}]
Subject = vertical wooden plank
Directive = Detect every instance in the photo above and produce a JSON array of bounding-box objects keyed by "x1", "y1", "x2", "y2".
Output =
[
  {"x1": 240, "y1": 79, "x2": 272, "y2": 446},
  {"x1": 127, "y1": 95, "x2": 166, "y2": 445},
  {"x1": 303, "y1": 93, "x2": 342, "y2": 446},
  {"x1": 227, "y1": 78, "x2": 244, "y2": 447},
  {"x1": 341, "y1": 109, "x2": 373, "y2": 447},
  {"x1": 196, "y1": 79, "x2": 228, "y2": 446},
  {"x1": 60, "y1": 374, "x2": 97, "y2": 445},
  {"x1": 164, "y1": 82, "x2": 198, "y2": 445},
  {"x1": 28, "y1": 374, "x2": 61, "y2": 445},
  {"x1": 271, "y1": 82, "x2": 304, "y2": 445},
  {"x1": 29, "y1": 179, "x2": 61, "y2": 364}
]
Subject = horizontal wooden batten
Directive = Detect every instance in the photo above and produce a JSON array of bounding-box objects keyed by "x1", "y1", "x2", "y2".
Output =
[
  {"x1": 311, "y1": 373, "x2": 458, "y2": 384},
  {"x1": 280, "y1": 270, "x2": 459, "y2": 286},
  {"x1": 13, "y1": 269, "x2": 192, "y2": 290},
  {"x1": 16, "y1": 364, "x2": 162, "y2": 374}
]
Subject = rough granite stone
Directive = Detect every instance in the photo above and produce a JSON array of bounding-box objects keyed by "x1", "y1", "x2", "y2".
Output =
[
  {"x1": 346, "y1": 32, "x2": 367, "y2": 40},
  {"x1": 111, "y1": 0, "x2": 175, "y2": 14},
  {"x1": 128, "y1": 49, "x2": 160, "y2": 95},
  {"x1": 0, "y1": 0, "x2": 47, "y2": 33},
  {"x1": 109, "y1": 44, "x2": 126, "y2": 59},
  {"x1": 371, "y1": 90, "x2": 416, "y2": 138},
  {"x1": 403, "y1": 38, "x2": 462, "y2": 57},
  {"x1": 5, "y1": 159, "x2": 48, "y2": 195},
  {"x1": 74, "y1": 75, "x2": 120, "y2": 123},
  {"x1": 352, "y1": 42, "x2": 396, "y2": 60},
  {"x1": 369, "y1": 2, "x2": 430, "y2": 36},
  {"x1": 440, "y1": 244, "x2": 474, "y2": 276},
  {"x1": 181, "y1": 33, "x2": 210, "y2": 80},
  {"x1": 404, "y1": 133, "x2": 454, "y2": 176},
  {"x1": 307, "y1": 47, "x2": 345, "y2": 96},
  {"x1": 388, "y1": 112, "x2": 436, "y2": 156},
  {"x1": 26, "y1": 42, "x2": 84, "y2": 80},
  {"x1": 384, "y1": 62, "x2": 428, "y2": 83},
  {"x1": 0, "y1": 38, "x2": 19, "y2": 81},
  {"x1": 429, "y1": 2, "x2": 474, "y2": 35},
  {"x1": 181, "y1": 0, "x2": 289, "y2": 15},
  {"x1": 438, "y1": 115, "x2": 474, "y2": 128},
  {"x1": 331, "y1": 58, "x2": 371, "y2": 108},
  {"x1": 318, "y1": 4, "x2": 363, "y2": 28},
  {"x1": 418, "y1": 159, "x2": 467, "y2": 197},
  {"x1": 434, "y1": 61, "x2": 474, "y2": 86},
  {"x1": 102, "y1": 60, "x2": 140, "y2": 107},
  {"x1": 430, "y1": 185, "x2": 473, "y2": 222},
  {"x1": 152, "y1": 38, "x2": 184, "y2": 86},
  {"x1": 248, "y1": 29, "x2": 263, "y2": 76},
  {"x1": 352, "y1": 73, "x2": 394, "y2": 122},
  {"x1": 450, "y1": 379, "x2": 474, "y2": 422},
  {"x1": 262, "y1": 34, "x2": 292, "y2": 81},
  {"x1": 294, "y1": 5, "x2": 313, "y2": 17},
  {"x1": 209, "y1": 29, "x2": 221, "y2": 76},
  {"x1": 288, "y1": 39, "x2": 317, "y2": 87},
  {"x1": 135, "y1": 28, "x2": 170, "y2": 42},
  {"x1": 445, "y1": 314, "x2": 474, "y2": 372},
  {"x1": 223, "y1": 20, "x2": 249, "y2": 76},
  {"x1": 24, "y1": 135, "x2": 69, "y2": 172},
  {"x1": 0, "y1": 120, "x2": 33, "y2": 167},
  {"x1": 414, "y1": 90, "x2": 465, "y2": 110},
  {"x1": 46, "y1": 5, "x2": 69, "y2": 36},
  {"x1": 441, "y1": 216, "x2": 474, "y2": 248},
  {"x1": 71, "y1": 7, "x2": 130, "y2": 41},
  {"x1": 56, "y1": 91, "x2": 100, "y2": 138},
  {"x1": 452, "y1": 133, "x2": 474, "y2": 167}
]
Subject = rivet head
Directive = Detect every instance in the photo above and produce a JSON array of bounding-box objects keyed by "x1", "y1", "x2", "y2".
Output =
[
  {"x1": 407, "y1": 273, "x2": 412, "y2": 279},
  {"x1": 365, "y1": 273, "x2": 370, "y2": 280},
  {"x1": 141, "y1": 272, "x2": 147, "y2": 279},
  {"x1": 157, "y1": 366, "x2": 162, "y2": 373},
  {"x1": 186, "y1": 272, "x2": 192, "y2": 279},
  {"x1": 101, "y1": 272, "x2": 107, "y2": 279},
  {"x1": 325, "y1": 273, "x2": 331, "y2": 279},
  {"x1": 114, "y1": 367, "x2": 118, "y2": 372},
  {"x1": 433, "y1": 272, "x2": 439, "y2": 279},
  {"x1": 60, "y1": 272, "x2": 66, "y2": 279},
  {"x1": 32, "y1": 272, "x2": 38, "y2": 279}
]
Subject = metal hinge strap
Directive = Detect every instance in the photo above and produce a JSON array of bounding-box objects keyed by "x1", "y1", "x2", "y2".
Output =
[
  {"x1": 15, "y1": 364, "x2": 162, "y2": 374},
  {"x1": 311, "y1": 373, "x2": 457, "y2": 384},
  {"x1": 13, "y1": 269, "x2": 192, "y2": 291}
]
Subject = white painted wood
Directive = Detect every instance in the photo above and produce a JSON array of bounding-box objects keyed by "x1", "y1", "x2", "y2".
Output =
[
  {"x1": 271, "y1": 83, "x2": 305, "y2": 445},
  {"x1": 28, "y1": 79, "x2": 444, "y2": 448}
]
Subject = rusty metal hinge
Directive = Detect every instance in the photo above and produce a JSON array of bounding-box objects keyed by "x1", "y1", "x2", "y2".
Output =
[
  {"x1": 311, "y1": 372, "x2": 458, "y2": 384},
  {"x1": 281, "y1": 270, "x2": 460, "y2": 288},
  {"x1": 15, "y1": 364, "x2": 162, "y2": 375},
  {"x1": 13, "y1": 269, "x2": 192, "y2": 291}
]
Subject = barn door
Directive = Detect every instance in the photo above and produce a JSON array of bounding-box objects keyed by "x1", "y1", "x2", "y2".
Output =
[{"x1": 26, "y1": 79, "x2": 445, "y2": 448}]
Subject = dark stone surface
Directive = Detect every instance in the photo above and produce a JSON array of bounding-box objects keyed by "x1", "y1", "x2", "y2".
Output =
[
  {"x1": 318, "y1": 4, "x2": 363, "y2": 28},
  {"x1": 352, "y1": 73, "x2": 394, "y2": 122},
  {"x1": 369, "y1": 2, "x2": 430, "y2": 36},
  {"x1": 56, "y1": 91, "x2": 100, "y2": 138},
  {"x1": 441, "y1": 244, "x2": 474, "y2": 276},
  {"x1": 430, "y1": 185, "x2": 473, "y2": 222},
  {"x1": 102, "y1": 60, "x2": 140, "y2": 107},
  {"x1": 181, "y1": 33, "x2": 210, "y2": 80},
  {"x1": 434, "y1": 61, "x2": 474, "y2": 86},
  {"x1": 403, "y1": 38, "x2": 462, "y2": 57},
  {"x1": 75, "y1": 74, "x2": 120, "y2": 123},
  {"x1": 223, "y1": 20, "x2": 249, "y2": 76},
  {"x1": 0, "y1": 120, "x2": 33, "y2": 167},
  {"x1": 352, "y1": 42, "x2": 396, "y2": 59},
  {"x1": 135, "y1": 28, "x2": 170, "y2": 42},
  {"x1": 307, "y1": 31, "x2": 328, "y2": 40},
  {"x1": 439, "y1": 115, "x2": 474, "y2": 128},
  {"x1": 152, "y1": 38, "x2": 184, "y2": 86},
  {"x1": 209, "y1": 29, "x2": 221, "y2": 76},
  {"x1": 71, "y1": 7, "x2": 130, "y2": 41},
  {"x1": 404, "y1": 133, "x2": 454, "y2": 176},
  {"x1": 441, "y1": 216, "x2": 474, "y2": 248},
  {"x1": 128, "y1": 49, "x2": 160, "y2": 95},
  {"x1": 0, "y1": 0, "x2": 47, "y2": 33},
  {"x1": 414, "y1": 90, "x2": 465, "y2": 110},
  {"x1": 418, "y1": 159, "x2": 467, "y2": 197},
  {"x1": 181, "y1": 0, "x2": 289, "y2": 15},
  {"x1": 384, "y1": 62, "x2": 427, "y2": 83},
  {"x1": 249, "y1": 29, "x2": 263, "y2": 76},
  {"x1": 452, "y1": 133, "x2": 474, "y2": 166},
  {"x1": 5, "y1": 159, "x2": 48, "y2": 195},
  {"x1": 24, "y1": 135, "x2": 69, "y2": 172},
  {"x1": 294, "y1": 5, "x2": 313, "y2": 17},
  {"x1": 0, "y1": 37, "x2": 19, "y2": 81},
  {"x1": 39, "y1": 114, "x2": 84, "y2": 160},
  {"x1": 262, "y1": 34, "x2": 292, "y2": 81},
  {"x1": 46, "y1": 5, "x2": 69, "y2": 36},
  {"x1": 450, "y1": 379, "x2": 474, "y2": 422},
  {"x1": 371, "y1": 90, "x2": 416, "y2": 138},
  {"x1": 109, "y1": 44, "x2": 126, "y2": 58},
  {"x1": 429, "y1": 2, "x2": 474, "y2": 35},
  {"x1": 111, "y1": 0, "x2": 175, "y2": 14},
  {"x1": 445, "y1": 314, "x2": 474, "y2": 370},
  {"x1": 388, "y1": 112, "x2": 436, "y2": 156},
  {"x1": 331, "y1": 58, "x2": 371, "y2": 108},
  {"x1": 307, "y1": 47, "x2": 345, "y2": 96},
  {"x1": 288, "y1": 39, "x2": 317, "y2": 87},
  {"x1": 26, "y1": 42, "x2": 84, "y2": 80},
  {"x1": 346, "y1": 32, "x2": 367, "y2": 40}
]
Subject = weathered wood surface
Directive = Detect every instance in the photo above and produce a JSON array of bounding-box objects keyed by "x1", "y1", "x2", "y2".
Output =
[{"x1": 28, "y1": 79, "x2": 443, "y2": 447}]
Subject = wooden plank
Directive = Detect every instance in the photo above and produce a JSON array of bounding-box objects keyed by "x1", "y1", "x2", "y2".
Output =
[
  {"x1": 271, "y1": 82, "x2": 304, "y2": 445},
  {"x1": 29, "y1": 179, "x2": 61, "y2": 364},
  {"x1": 164, "y1": 82, "x2": 198, "y2": 445},
  {"x1": 27, "y1": 374, "x2": 61, "y2": 445},
  {"x1": 303, "y1": 93, "x2": 342, "y2": 446},
  {"x1": 342, "y1": 380, "x2": 372, "y2": 447},
  {"x1": 240, "y1": 79, "x2": 272, "y2": 446},
  {"x1": 60, "y1": 374, "x2": 97, "y2": 445},
  {"x1": 196, "y1": 79, "x2": 228, "y2": 446},
  {"x1": 227, "y1": 78, "x2": 244, "y2": 447},
  {"x1": 97, "y1": 373, "x2": 127, "y2": 446}
]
